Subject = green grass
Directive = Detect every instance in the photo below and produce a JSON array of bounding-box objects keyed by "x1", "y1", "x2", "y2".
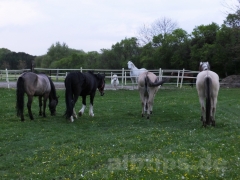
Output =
[{"x1": 0, "y1": 87, "x2": 240, "y2": 179}]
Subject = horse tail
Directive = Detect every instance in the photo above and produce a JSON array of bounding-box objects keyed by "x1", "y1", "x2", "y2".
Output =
[
  {"x1": 146, "y1": 75, "x2": 168, "y2": 87},
  {"x1": 144, "y1": 73, "x2": 149, "y2": 110},
  {"x1": 16, "y1": 77, "x2": 25, "y2": 117},
  {"x1": 64, "y1": 74, "x2": 74, "y2": 119},
  {"x1": 205, "y1": 76, "x2": 212, "y2": 124}
]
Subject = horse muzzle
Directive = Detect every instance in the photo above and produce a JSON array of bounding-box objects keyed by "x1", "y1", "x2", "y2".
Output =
[{"x1": 99, "y1": 90, "x2": 104, "y2": 96}]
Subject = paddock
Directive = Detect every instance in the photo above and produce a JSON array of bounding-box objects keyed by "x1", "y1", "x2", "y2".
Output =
[{"x1": 0, "y1": 88, "x2": 239, "y2": 179}]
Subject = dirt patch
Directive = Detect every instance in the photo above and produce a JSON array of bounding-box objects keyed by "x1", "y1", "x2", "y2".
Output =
[{"x1": 220, "y1": 75, "x2": 240, "y2": 88}]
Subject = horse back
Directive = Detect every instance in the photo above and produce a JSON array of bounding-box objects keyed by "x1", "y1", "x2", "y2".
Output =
[
  {"x1": 20, "y1": 72, "x2": 51, "y2": 96},
  {"x1": 80, "y1": 72, "x2": 98, "y2": 95},
  {"x1": 65, "y1": 72, "x2": 85, "y2": 94}
]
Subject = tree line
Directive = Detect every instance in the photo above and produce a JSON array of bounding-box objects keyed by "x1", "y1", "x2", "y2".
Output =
[{"x1": 1, "y1": 4, "x2": 240, "y2": 78}]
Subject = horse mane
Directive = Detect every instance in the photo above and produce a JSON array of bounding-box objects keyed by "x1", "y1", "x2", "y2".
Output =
[{"x1": 88, "y1": 71, "x2": 94, "y2": 75}]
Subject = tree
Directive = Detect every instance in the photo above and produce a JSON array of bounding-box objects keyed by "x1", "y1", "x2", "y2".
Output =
[
  {"x1": 137, "y1": 17, "x2": 178, "y2": 46},
  {"x1": 190, "y1": 23, "x2": 220, "y2": 70}
]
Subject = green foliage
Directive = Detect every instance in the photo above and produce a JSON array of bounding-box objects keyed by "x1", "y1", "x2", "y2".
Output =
[
  {"x1": 2, "y1": 7, "x2": 240, "y2": 77},
  {"x1": 0, "y1": 88, "x2": 240, "y2": 179},
  {"x1": 0, "y1": 51, "x2": 35, "y2": 69}
]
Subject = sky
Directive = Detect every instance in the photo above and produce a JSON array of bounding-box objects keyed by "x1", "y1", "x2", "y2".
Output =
[{"x1": 0, "y1": 0, "x2": 238, "y2": 56}]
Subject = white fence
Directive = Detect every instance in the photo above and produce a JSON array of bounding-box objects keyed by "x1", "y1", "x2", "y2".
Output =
[{"x1": 0, "y1": 68, "x2": 199, "y2": 89}]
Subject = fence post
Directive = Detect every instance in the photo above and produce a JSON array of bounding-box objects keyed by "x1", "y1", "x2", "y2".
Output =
[
  {"x1": 6, "y1": 68, "x2": 9, "y2": 89},
  {"x1": 80, "y1": 67, "x2": 82, "y2": 72},
  {"x1": 122, "y1": 68, "x2": 124, "y2": 88},
  {"x1": 125, "y1": 72, "x2": 126, "y2": 86},
  {"x1": 159, "y1": 68, "x2": 162, "y2": 81},
  {"x1": 180, "y1": 68, "x2": 185, "y2": 88},
  {"x1": 177, "y1": 71, "x2": 180, "y2": 87}
]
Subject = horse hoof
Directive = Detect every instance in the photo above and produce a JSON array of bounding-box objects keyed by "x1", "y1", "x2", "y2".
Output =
[
  {"x1": 78, "y1": 112, "x2": 83, "y2": 117},
  {"x1": 70, "y1": 117, "x2": 74, "y2": 122},
  {"x1": 147, "y1": 116, "x2": 149, "y2": 119},
  {"x1": 89, "y1": 113, "x2": 94, "y2": 117},
  {"x1": 212, "y1": 121, "x2": 215, "y2": 127},
  {"x1": 150, "y1": 111, "x2": 153, "y2": 114}
]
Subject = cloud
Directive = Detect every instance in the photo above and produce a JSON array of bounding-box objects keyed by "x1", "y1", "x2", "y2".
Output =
[{"x1": 0, "y1": 0, "x2": 48, "y2": 27}]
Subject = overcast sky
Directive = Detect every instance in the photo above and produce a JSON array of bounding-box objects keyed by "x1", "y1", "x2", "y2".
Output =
[{"x1": 0, "y1": 0, "x2": 237, "y2": 56}]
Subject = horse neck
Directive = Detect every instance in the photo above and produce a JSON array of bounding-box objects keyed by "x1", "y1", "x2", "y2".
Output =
[{"x1": 130, "y1": 64, "x2": 138, "y2": 71}]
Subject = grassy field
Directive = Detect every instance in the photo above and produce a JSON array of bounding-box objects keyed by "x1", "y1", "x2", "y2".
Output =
[{"x1": 0, "y1": 87, "x2": 240, "y2": 179}]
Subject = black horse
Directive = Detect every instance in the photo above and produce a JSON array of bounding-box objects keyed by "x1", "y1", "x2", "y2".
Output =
[
  {"x1": 64, "y1": 71, "x2": 105, "y2": 122},
  {"x1": 16, "y1": 72, "x2": 58, "y2": 121}
]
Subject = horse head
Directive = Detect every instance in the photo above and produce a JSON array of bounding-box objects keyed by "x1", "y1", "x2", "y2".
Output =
[
  {"x1": 112, "y1": 74, "x2": 118, "y2": 81},
  {"x1": 49, "y1": 96, "x2": 59, "y2": 116},
  {"x1": 97, "y1": 73, "x2": 105, "y2": 96},
  {"x1": 199, "y1": 62, "x2": 210, "y2": 71},
  {"x1": 127, "y1": 61, "x2": 135, "y2": 69}
]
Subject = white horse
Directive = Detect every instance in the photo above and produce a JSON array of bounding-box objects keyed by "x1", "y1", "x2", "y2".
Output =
[
  {"x1": 127, "y1": 61, "x2": 147, "y2": 89},
  {"x1": 111, "y1": 74, "x2": 119, "y2": 90},
  {"x1": 196, "y1": 62, "x2": 219, "y2": 127}
]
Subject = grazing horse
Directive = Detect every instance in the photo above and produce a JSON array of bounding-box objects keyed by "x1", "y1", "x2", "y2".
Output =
[
  {"x1": 196, "y1": 62, "x2": 219, "y2": 127},
  {"x1": 111, "y1": 74, "x2": 119, "y2": 90},
  {"x1": 16, "y1": 72, "x2": 58, "y2": 121},
  {"x1": 127, "y1": 61, "x2": 147, "y2": 88},
  {"x1": 138, "y1": 71, "x2": 168, "y2": 119},
  {"x1": 64, "y1": 71, "x2": 105, "y2": 122}
]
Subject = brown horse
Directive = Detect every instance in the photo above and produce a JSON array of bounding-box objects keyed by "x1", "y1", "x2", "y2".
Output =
[
  {"x1": 16, "y1": 72, "x2": 59, "y2": 121},
  {"x1": 196, "y1": 62, "x2": 219, "y2": 127},
  {"x1": 138, "y1": 71, "x2": 168, "y2": 119}
]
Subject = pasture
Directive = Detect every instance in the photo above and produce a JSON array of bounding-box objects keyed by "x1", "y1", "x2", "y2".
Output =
[{"x1": 0, "y1": 87, "x2": 240, "y2": 179}]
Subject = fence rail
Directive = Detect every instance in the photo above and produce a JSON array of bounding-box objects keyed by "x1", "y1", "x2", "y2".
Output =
[{"x1": 0, "y1": 68, "x2": 199, "y2": 89}]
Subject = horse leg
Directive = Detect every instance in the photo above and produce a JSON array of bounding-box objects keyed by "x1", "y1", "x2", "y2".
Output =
[
  {"x1": 211, "y1": 97, "x2": 217, "y2": 126},
  {"x1": 199, "y1": 97, "x2": 206, "y2": 127},
  {"x1": 69, "y1": 94, "x2": 79, "y2": 122},
  {"x1": 73, "y1": 108, "x2": 77, "y2": 118},
  {"x1": 148, "y1": 90, "x2": 155, "y2": 117},
  {"x1": 141, "y1": 102, "x2": 145, "y2": 117},
  {"x1": 42, "y1": 94, "x2": 49, "y2": 118},
  {"x1": 78, "y1": 96, "x2": 86, "y2": 116},
  {"x1": 89, "y1": 94, "x2": 95, "y2": 117},
  {"x1": 139, "y1": 90, "x2": 145, "y2": 117},
  {"x1": 144, "y1": 97, "x2": 149, "y2": 119},
  {"x1": 27, "y1": 95, "x2": 34, "y2": 120},
  {"x1": 38, "y1": 96, "x2": 42, "y2": 116},
  {"x1": 131, "y1": 77, "x2": 135, "y2": 90}
]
